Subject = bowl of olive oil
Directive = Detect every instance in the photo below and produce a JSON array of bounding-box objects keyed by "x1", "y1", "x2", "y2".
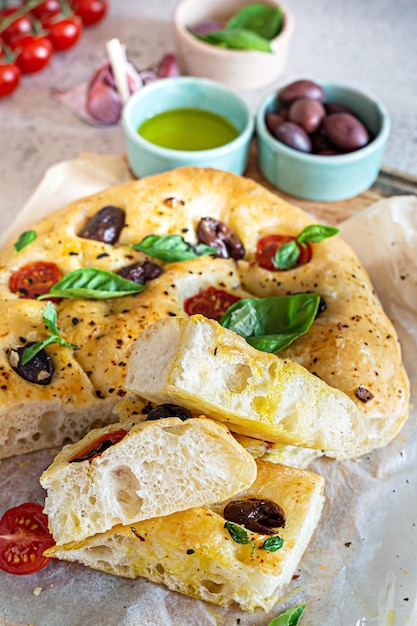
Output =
[{"x1": 122, "y1": 76, "x2": 254, "y2": 178}]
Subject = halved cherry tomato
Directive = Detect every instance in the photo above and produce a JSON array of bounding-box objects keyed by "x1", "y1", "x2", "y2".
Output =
[
  {"x1": 71, "y1": 0, "x2": 108, "y2": 26},
  {"x1": 184, "y1": 286, "x2": 242, "y2": 321},
  {"x1": 9, "y1": 261, "x2": 62, "y2": 299},
  {"x1": 0, "y1": 502, "x2": 55, "y2": 575},
  {"x1": 256, "y1": 234, "x2": 312, "y2": 271},
  {"x1": 45, "y1": 15, "x2": 82, "y2": 52},
  {"x1": 0, "y1": 62, "x2": 21, "y2": 97},
  {"x1": 69, "y1": 428, "x2": 128, "y2": 463},
  {"x1": 0, "y1": 9, "x2": 33, "y2": 45}
]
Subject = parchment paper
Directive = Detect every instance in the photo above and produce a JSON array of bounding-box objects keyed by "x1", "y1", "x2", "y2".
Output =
[{"x1": 0, "y1": 155, "x2": 416, "y2": 626}]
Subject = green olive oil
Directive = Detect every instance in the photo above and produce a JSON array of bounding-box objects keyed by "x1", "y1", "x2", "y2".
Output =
[{"x1": 137, "y1": 107, "x2": 239, "y2": 151}]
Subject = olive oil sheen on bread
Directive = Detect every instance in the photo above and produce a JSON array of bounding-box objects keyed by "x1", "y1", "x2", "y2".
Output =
[{"x1": 137, "y1": 108, "x2": 239, "y2": 151}]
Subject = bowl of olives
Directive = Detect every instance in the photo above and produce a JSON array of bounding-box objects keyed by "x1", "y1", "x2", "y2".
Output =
[{"x1": 256, "y1": 79, "x2": 391, "y2": 201}]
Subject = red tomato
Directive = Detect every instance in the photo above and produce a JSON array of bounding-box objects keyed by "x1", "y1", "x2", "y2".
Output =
[
  {"x1": 0, "y1": 502, "x2": 55, "y2": 575},
  {"x1": 256, "y1": 234, "x2": 312, "y2": 271},
  {"x1": 46, "y1": 16, "x2": 82, "y2": 52},
  {"x1": 71, "y1": 0, "x2": 108, "y2": 26},
  {"x1": 11, "y1": 34, "x2": 54, "y2": 74},
  {"x1": 0, "y1": 9, "x2": 32, "y2": 45},
  {"x1": 184, "y1": 286, "x2": 242, "y2": 322},
  {"x1": 69, "y1": 428, "x2": 128, "y2": 463},
  {"x1": 11, "y1": 33, "x2": 54, "y2": 74},
  {"x1": 9, "y1": 261, "x2": 62, "y2": 298},
  {"x1": 26, "y1": 0, "x2": 61, "y2": 22},
  {"x1": 0, "y1": 62, "x2": 21, "y2": 97}
]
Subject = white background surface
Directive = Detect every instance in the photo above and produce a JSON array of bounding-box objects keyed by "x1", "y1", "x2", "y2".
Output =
[{"x1": 1, "y1": 0, "x2": 417, "y2": 230}]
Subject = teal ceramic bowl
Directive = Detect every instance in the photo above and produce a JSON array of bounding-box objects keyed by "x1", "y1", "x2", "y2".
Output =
[
  {"x1": 256, "y1": 83, "x2": 391, "y2": 201},
  {"x1": 122, "y1": 76, "x2": 254, "y2": 178}
]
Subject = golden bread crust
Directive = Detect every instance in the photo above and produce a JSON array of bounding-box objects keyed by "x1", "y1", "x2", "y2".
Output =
[
  {"x1": 0, "y1": 166, "x2": 409, "y2": 459},
  {"x1": 45, "y1": 459, "x2": 325, "y2": 612}
]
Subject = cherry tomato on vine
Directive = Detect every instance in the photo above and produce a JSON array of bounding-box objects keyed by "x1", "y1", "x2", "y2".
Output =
[
  {"x1": 26, "y1": 0, "x2": 61, "y2": 22},
  {"x1": 0, "y1": 502, "x2": 55, "y2": 576},
  {"x1": 11, "y1": 34, "x2": 54, "y2": 74},
  {"x1": 0, "y1": 9, "x2": 33, "y2": 45},
  {"x1": 0, "y1": 62, "x2": 21, "y2": 97},
  {"x1": 45, "y1": 15, "x2": 83, "y2": 52},
  {"x1": 256, "y1": 234, "x2": 312, "y2": 271},
  {"x1": 71, "y1": 0, "x2": 108, "y2": 27}
]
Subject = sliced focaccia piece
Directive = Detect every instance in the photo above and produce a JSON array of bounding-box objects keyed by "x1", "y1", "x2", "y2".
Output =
[
  {"x1": 232, "y1": 433, "x2": 324, "y2": 468},
  {"x1": 125, "y1": 315, "x2": 369, "y2": 459},
  {"x1": 40, "y1": 416, "x2": 257, "y2": 545},
  {"x1": 45, "y1": 459, "x2": 325, "y2": 612}
]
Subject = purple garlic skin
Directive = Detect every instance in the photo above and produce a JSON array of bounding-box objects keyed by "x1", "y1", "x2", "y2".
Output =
[
  {"x1": 86, "y1": 53, "x2": 181, "y2": 125},
  {"x1": 86, "y1": 62, "x2": 123, "y2": 125}
]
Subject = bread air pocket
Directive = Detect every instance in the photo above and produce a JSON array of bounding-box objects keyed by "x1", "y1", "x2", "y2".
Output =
[
  {"x1": 125, "y1": 315, "x2": 370, "y2": 460},
  {"x1": 40, "y1": 416, "x2": 256, "y2": 546}
]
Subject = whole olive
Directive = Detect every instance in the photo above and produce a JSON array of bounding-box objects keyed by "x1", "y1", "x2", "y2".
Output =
[
  {"x1": 323, "y1": 112, "x2": 370, "y2": 152},
  {"x1": 311, "y1": 126, "x2": 334, "y2": 153},
  {"x1": 274, "y1": 121, "x2": 312, "y2": 153},
  {"x1": 288, "y1": 97, "x2": 326, "y2": 134},
  {"x1": 325, "y1": 102, "x2": 354, "y2": 116},
  {"x1": 265, "y1": 111, "x2": 288, "y2": 136},
  {"x1": 78, "y1": 206, "x2": 125, "y2": 244},
  {"x1": 279, "y1": 79, "x2": 325, "y2": 105},
  {"x1": 145, "y1": 403, "x2": 193, "y2": 421}
]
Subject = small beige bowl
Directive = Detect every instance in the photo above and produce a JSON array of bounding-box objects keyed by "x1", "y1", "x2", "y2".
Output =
[{"x1": 173, "y1": 0, "x2": 294, "y2": 91}]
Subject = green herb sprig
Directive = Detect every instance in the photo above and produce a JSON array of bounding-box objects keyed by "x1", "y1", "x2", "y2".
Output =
[
  {"x1": 275, "y1": 225, "x2": 339, "y2": 270},
  {"x1": 38, "y1": 267, "x2": 146, "y2": 300},
  {"x1": 14, "y1": 230, "x2": 37, "y2": 253},
  {"x1": 194, "y1": 3, "x2": 284, "y2": 52},
  {"x1": 220, "y1": 293, "x2": 320, "y2": 353},
  {"x1": 21, "y1": 302, "x2": 77, "y2": 365},
  {"x1": 267, "y1": 604, "x2": 306, "y2": 626},
  {"x1": 129, "y1": 234, "x2": 217, "y2": 262},
  {"x1": 224, "y1": 521, "x2": 284, "y2": 554}
]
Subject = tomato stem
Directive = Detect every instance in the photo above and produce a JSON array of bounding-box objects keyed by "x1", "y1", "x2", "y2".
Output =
[{"x1": 0, "y1": 40, "x2": 18, "y2": 62}]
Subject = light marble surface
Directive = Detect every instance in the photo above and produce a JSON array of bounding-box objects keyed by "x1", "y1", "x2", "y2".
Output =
[{"x1": 1, "y1": 0, "x2": 416, "y2": 232}]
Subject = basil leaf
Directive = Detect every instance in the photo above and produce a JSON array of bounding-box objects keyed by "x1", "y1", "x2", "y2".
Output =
[
  {"x1": 267, "y1": 604, "x2": 306, "y2": 626},
  {"x1": 42, "y1": 301, "x2": 60, "y2": 335},
  {"x1": 14, "y1": 230, "x2": 36, "y2": 252},
  {"x1": 246, "y1": 333, "x2": 300, "y2": 353},
  {"x1": 224, "y1": 521, "x2": 252, "y2": 545},
  {"x1": 220, "y1": 294, "x2": 320, "y2": 353},
  {"x1": 21, "y1": 303, "x2": 77, "y2": 365},
  {"x1": 21, "y1": 334, "x2": 77, "y2": 366},
  {"x1": 261, "y1": 535, "x2": 284, "y2": 552},
  {"x1": 130, "y1": 234, "x2": 217, "y2": 262},
  {"x1": 226, "y1": 3, "x2": 284, "y2": 40},
  {"x1": 297, "y1": 224, "x2": 339, "y2": 244},
  {"x1": 38, "y1": 268, "x2": 146, "y2": 300},
  {"x1": 195, "y1": 29, "x2": 272, "y2": 52},
  {"x1": 274, "y1": 240, "x2": 300, "y2": 270}
]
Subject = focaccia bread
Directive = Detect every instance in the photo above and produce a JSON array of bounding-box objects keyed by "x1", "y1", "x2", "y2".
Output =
[
  {"x1": 125, "y1": 315, "x2": 368, "y2": 459},
  {"x1": 40, "y1": 416, "x2": 257, "y2": 545},
  {"x1": 45, "y1": 459, "x2": 325, "y2": 612},
  {"x1": 0, "y1": 166, "x2": 409, "y2": 460}
]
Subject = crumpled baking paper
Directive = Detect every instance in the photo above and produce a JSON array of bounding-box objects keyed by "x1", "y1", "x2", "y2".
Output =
[{"x1": 0, "y1": 155, "x2": 416, "y2": 626}]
